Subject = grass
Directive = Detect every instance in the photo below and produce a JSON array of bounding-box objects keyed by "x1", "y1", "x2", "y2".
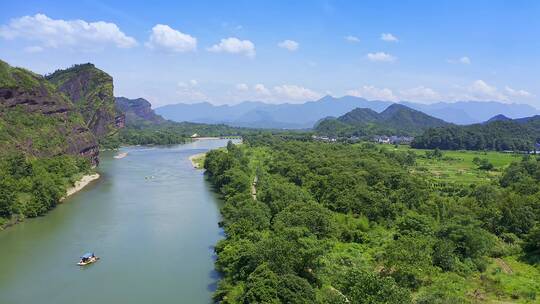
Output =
[
  {"x1": 389, "y1": 145, "x2": 522, "y2": 184},
  {"x1": 473, "y1": 256, "x2": 540, "y2": 303},
  {"x1": 190, "y1": 153, "x2": 206, "y2": 169}
]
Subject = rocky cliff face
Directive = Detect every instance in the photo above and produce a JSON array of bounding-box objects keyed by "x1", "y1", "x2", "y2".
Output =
[
  {"x1": 115, "y1": 97, "x2": 166, "y2": 126},
  {"x1": 0, "y1": 60, "x2": 99, "y2": 165},
  {"x1": 46, "y1": 63, "x2": 118, "y2": 138}
]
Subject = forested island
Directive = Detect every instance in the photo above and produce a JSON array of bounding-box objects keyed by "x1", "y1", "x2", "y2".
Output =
[{"x1": 204, "y1": 135, "x2": 540, "y2": 303}]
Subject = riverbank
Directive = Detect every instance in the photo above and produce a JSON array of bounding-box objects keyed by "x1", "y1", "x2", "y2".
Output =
[
  {"x1": 62, "y1": 173, "x2": 100, "y2": 200},
  {"x1": 189, "y1": 153, "x2": 206, "y2": 169},
  {"x1": 114, "y1": 152, "x2": 128, "y2": 159}
]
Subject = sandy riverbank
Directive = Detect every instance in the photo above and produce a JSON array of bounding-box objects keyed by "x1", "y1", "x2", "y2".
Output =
[
  {"x1": 114, "y1": 152, "x2": 128, "y2": 159},
  {"x1": 189, "y1": 153, "x2": 206, "y2": 169},
  {"x1": 62, "y1": 173, "x2": 100, "y2": 201}
]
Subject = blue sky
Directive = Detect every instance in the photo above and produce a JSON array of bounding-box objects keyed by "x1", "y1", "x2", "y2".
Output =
[{"x1": 1, "y1": 0, "x2": 538, "y2": 107}]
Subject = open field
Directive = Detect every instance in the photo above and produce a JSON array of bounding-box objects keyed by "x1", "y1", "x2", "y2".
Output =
[{"x1": 388, "y1": 145, "x2": 523, "y2": 184}]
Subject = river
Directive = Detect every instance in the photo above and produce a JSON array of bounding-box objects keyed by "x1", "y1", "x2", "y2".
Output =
[{"x1": 0, "y1": 139, "x2": 234, "y2": 304}]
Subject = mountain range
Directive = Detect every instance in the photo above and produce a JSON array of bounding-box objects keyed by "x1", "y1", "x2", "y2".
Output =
[
  {"x1": 155, "y1": 96, "x2": 539, "y2": 129},
  {"x1": 315, "y1": 104, "x2": 450, "y2": 137}
]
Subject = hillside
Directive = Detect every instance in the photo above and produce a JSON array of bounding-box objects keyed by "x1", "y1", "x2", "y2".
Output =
[
  {"x1": 115, "y1": 97, "x2": 166, "y2": 126},
  {"x1": 315, "y1": 104, "x2": 450, "y2": 136},
  {"x1": 46, "y1": 63, "x2": 121, "y2": 138},
  {"x1": 412, "y1": 115, "x2": 540, "y2": 151},
  {"x1": 0, "y1": 60, "x2": 99, "y2": 165}
]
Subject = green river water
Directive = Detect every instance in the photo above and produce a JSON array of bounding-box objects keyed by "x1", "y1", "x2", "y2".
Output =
[{"x1": 0, "y1": 140, "x2": 234, "y2": 304}]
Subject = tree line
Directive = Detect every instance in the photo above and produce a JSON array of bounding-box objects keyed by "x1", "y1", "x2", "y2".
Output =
[
  {"x1": 0, "y1": 154, "x2": 91, "y2": 226},
  {"x1": 412, "y1": 120, "x2": 538, "y2": 151}
]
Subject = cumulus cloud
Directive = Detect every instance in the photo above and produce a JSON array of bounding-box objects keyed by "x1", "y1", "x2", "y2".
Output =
[
  {"x1": 145, "y1": 24, "x2": 196, "y2": 52},
  {"x1": 400, "y1": 86, "x2": 440, "y2": 102},
  {"x1": 254, "y1": 84, "x2": 271, "y2": 96},
  {"x1": 366, "y1": 52, "x2": 396, "y2": 62},
  {"x1": 381, "y1": 33, "x2": 398, "y2": 42},
  {"x1": 273, "y1": 84, "x2": 322, "y2": 101},
  {"x1": 0, "y1": 13, "x2": 136, "y2": 50},
  {"x1": 347, "y1": 86, "x2": 398, "y2": 101},
  {"x1": 277, "y1": 39, "x2": 299, "y2": 51},
  {"x1": 505, "y1": 86, "x2": 534, "y2": 98},
  {"x1": 344, "y1": 35, "x2": 360, "y2": 43},
  {"x1": 208, "y1": 37, "x2": 255, "y2": 57},
  {"x1": 176, "y1": 80, "x2": 207, "y2": 101},
  {"x1": 468, "y1": 80, "x2": 507, "y2": 101}
]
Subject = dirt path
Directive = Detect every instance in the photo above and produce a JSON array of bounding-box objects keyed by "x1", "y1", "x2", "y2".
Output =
[
  {"x1": 494, "y1": 258, "x2": 513, "y2": 274},
  {"x1": 251, "y1": 176, "x2": 258, "y2": 200}
]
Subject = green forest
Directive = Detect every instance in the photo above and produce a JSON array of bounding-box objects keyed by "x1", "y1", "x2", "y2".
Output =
[
  {"x1": 0, "y1": 154, "x2": 91, "y2": 227},
  {"x1": 204, "y1": 135, "x2": 540, "y2": 303},
  {"x1": 412, "y1": 120, "x2": 540, "y2": 152}
]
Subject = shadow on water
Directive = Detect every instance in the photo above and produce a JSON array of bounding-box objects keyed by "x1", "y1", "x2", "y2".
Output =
[{"x1": 207, "y1": 246, "x2": 221, "y2": 292}]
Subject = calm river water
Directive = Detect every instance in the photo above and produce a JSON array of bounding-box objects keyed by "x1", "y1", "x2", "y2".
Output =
[{"x1": 0, "y1": 139, "x2": 233, "y2": 304}]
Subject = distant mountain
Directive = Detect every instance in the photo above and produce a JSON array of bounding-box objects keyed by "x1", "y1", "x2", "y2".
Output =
[
  {"x1": 485, "y1": 114, "x2": 512, "y2": 123},
  {"x1": 156, "y1": 96, "x2": 539, "y2": 128},
  {"x1": 115, "y1": 97, "x2": 165, "y2": 126},
  {"x1": 412, "y1": 115, "x2": 540, "y2": 151},
  {"x1": 315, "y1": 104, "x2": 450, "y2": 136},
  {"x1": 156, "y1": 96, "x2": 392, "y2": 129},
  {"x1": 402, "y1": 101, "x2": 540, "y2": 125}
]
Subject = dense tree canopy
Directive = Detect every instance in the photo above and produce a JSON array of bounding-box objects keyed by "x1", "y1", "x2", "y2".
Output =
[{"x1": 205, "y1": 135, "x2": 540, "y2": 303}]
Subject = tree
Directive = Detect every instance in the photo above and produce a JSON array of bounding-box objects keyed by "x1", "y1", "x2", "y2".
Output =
[
  {"x1": 273, "y1": 202, "x2": 336, "y2": 239},
  {"x1": 0, "y1": 175, "x2": 16, "y2": 218},
  {"x1": 337, "y1": 269, "x2": 412, "y2": 304},
  {"x1": 277, "y1": 274, "x2": 316, "y2": 304},
  {"x1": 524, "y1": 225, "x2": 540, "y2": 261},
  {"x1": 241, "y1": 264, "x2": 280, "y2": 304}
]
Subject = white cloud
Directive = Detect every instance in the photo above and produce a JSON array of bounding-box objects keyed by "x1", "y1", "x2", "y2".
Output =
[
  {"x1": 254, "y1": 84, "x2": 271, "y2": 96},
  {"x1": 344, "y1": 35, "x2": 360, "y2": 43},
  {"x1": 176, "y1": 80, "x2": 207, "y2": 101},
  {"x1": 273, "y1": 85, "x2": 322, "y2": 101},
  {"x1": 366, "y1": 52, "x2": 396, "y2": 62},
  {"x1": 448, "y1": 56, "x2": 471, "y2": 64},
  {"x1": 400, "y1": 86, "x2": 440, "y2": 102},
  {"x1": 381, "y1": 33, "x2": 398, "y2": 42},
  {"x1": 505, "y1": 86, "x2": 534, "y2": 98},
  {"x1": 235, "y1": 83, "x2": 249, "y2": 91},
  {"x1": 468, "y1": 80, "x2": 507, "y2": 101},
  {"x1": 0, "y1": 13, "x2": 136, "y2": 50},
  {"x1": 277, "y1": 39, "x2": 299, "y2": 51},
  {"x1": 145, "y1": 24, "x2": 196, "y2": 52},
  {"x1": 208, "y1": 37, "x2": 255, "y2": 57},
  {"x1": 347, "y1": 86, "x2": 398, "y2": 101},
  {"x1": 459, "y1": 56, "x2": 471, "y2": 64}
]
